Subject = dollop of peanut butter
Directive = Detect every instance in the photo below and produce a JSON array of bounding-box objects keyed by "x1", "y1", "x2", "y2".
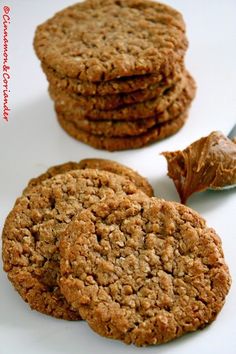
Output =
[{"x1": 162, "y1": 131, "x2": 236, "y2": 204}]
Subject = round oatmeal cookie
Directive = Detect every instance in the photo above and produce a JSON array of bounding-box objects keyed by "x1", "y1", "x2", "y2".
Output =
[
  {"x1": 77, "y1": 159, "x2": 153, "y2": 197},
  {"x1": 64, "y1": 115, "x2": 156, "y2": 137},
  {"x1": 34, "y1": 0, "x2": 187, "y2": 81},
  {"x1": 54, "y1": 74, "x2": 186, "y2": 121},
  {"x1": 2, "y1": 169, "x2": 145, "y2": 320},
  {"x1": 42, "y1": 60, "x2": 184, "y2": 96},
  {"x1": 56, "y1": 74, "x2": 196, "y2": 137},
  {"x1": 57, "y1": 110, "x2": 188, "y2": 151},
  {"x1": 49, "y1": 79, "x2": 174, "y2": 112},
  {"x1": 60, "y1": 195, "x2": 231, "y2": 346},
  {"x1": 25, "y1": 162, "x2": 82, "y2": 191},
  {"x1": 26, "y1": 159, "x2": 154, "y2": 197}
]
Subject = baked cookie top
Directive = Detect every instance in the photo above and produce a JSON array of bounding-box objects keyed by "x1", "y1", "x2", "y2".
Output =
[
  {"x1": 60, "y1": 195, "x2": 231, "y2": 345},
  {"x1": 25, "y1": 159, "x2": 154, "y2": 197},
  {"x1": 2, "y1": 169, "x2": 145, "y2": 320},
  {"x1": 77, "y1": 158, "x2": 154, "y2": 196},
  {"x1": 34, "y1": 0, "x2": 187, "y2": 81}
]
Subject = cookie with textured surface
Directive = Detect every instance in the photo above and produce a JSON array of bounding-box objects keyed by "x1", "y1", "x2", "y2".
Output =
[
  {"x1": 26, "y1": 159, "x2": 154, "y2": 197},
  {"x1": 49, "y1": 78, "x2": 176, "y2": 112},
  {"x1": 55, "y1": 73, "x2": 196, "y2": 138},
  {"x1": 57, "y1": 110, "x2": 188, "y2": 151},
  {"x1": 42, "y1": 60, "x2": 184, "y2": 96},
  {"x1": 60, "y1": 195, "x2": 231, "y2": 346},
  {"x1": 2, "y1": 169, "x2": 145, "y2": 320},
  {"x1": 53, "y1": 73, "x2": 188, "y2": 121},
  {"x1": 34, "y1": 0, "x2": 187, "y2": 81}
]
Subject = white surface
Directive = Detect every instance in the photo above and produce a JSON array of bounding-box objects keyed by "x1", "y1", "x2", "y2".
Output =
[{"x1": 0, "y1": 1, "x2": 236, "y2": 353}]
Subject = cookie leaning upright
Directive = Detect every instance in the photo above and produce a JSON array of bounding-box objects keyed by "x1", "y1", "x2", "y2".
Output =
[
  {"x1": 33, "y1": 0, "x2": 195, "y2": 150},
  {"x1": 60, "y1": 195, "x2": 231, "y2": 346},
  {"x1": 2, "y1": 169, "x2": 148, "y2": 320}
]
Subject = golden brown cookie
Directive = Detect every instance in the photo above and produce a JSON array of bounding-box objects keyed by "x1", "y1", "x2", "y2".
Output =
[
  {"x1": 62, "y1": 115, "x2": 156, "y2": 137},
  {"x1": 34, "y1": 0, "x2": 187, "y2": 81},
  {"x1": 26, "y1": 159, "x2": 154, "y2": 197},
  {"x1": 54, "y1": 74, "x2": 187, "y2": 121},
  {"x1": 56, "y1": 75, "x2": 196, "y2": 137},
  {"x1": 76, "y1": 159, "x2": 154, "y2": 197},
  {"x1": 60, "y1": 195, "x2": 231, "y2": 346},
  {"x1": 2, "y1": 170, "x2": 145, "y2": 320},
  {"x1": 57, "y1": 110, "x2": 188, "y2": 151},
  {"x1": 43, "y1": 60, "x2": 184, "y2": 96},
  {"x1": 25, "y1": 162, "x2": 81, "y2": 191},
  {"x1": 49, "y1": 79, "x2": 176, "y2": 112}
]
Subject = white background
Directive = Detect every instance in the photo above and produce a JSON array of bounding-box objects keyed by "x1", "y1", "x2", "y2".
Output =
[{"x1": 0, "y1": 1, "x2": 236, "y2": 353}]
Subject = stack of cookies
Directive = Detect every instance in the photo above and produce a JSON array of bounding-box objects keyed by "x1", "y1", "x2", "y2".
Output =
[
  {"x1": 2, "y1": 158, "x2": 231, "y2": 346},
  {"x1": 34, "y1": 0, "x2": 196, "y2": 151}
]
